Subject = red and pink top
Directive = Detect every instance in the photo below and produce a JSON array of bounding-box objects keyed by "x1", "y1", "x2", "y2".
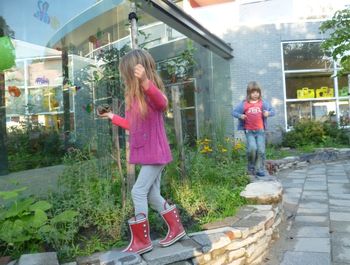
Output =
[
  {"x1": 243, "y1": 100, "x2": 264, "y2": 130},
  {"x1": 111, "y1": 81, "x2": 172, "y2": 165}
]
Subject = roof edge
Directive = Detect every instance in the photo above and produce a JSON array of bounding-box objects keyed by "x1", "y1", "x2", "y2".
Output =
[{"x1": 136, "y1": 0, "x2": 233, "y2": 59}]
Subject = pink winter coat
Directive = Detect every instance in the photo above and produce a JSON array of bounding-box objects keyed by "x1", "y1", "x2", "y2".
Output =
[{"x1": 111, "y1": 81, "x2": 172, "y2": 165}]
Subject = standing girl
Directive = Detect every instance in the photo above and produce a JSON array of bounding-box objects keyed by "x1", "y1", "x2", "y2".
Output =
[
  {"x1": 98, "y1": 49, "x2": 185, "y2": 254},
  {"x1": 232, "y1": 81, "x2": 275, "y2": 179}
]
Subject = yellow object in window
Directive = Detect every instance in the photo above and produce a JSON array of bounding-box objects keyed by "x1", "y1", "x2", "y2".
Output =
[
  {"x1": 316, "y1": 87, "x2": 334, "y2": 98},
  {"x1": 297, "y1": 87, "x2": 315, "y2": 99}
]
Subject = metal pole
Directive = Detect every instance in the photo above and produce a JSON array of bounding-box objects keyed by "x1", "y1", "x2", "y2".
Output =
[
  {"x1": 125, "y1": 3, "x2": 138, "y2": 194},
  {"x1": 129, "y1": 3, "x2": 139, "y2": 50},
  {"x1": 348, "y1": 73, "x2": 350, "y2": 126},
  {"x1": 0, "y1": 29, "x2": 9, "y2": 176}
]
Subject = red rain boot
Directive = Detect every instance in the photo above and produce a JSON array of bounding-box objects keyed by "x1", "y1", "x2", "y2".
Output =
[
  {"x1": 123, "y1": 213, "x2": 153, "y2": 254},
  {"x1": 159, "y1": 204, "x2": 186, "y2": 247}
]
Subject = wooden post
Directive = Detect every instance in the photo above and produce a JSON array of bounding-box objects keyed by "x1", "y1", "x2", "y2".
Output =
[
  {"x1": 111, "y1": 98, "x2": 126, "y2": 206},
  {"x1": 171, "y1": 85, "x2": 186, "y2": 180}
]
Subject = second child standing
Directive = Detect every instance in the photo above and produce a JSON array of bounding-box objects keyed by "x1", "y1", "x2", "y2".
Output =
[{"x1": 232, "y1": 81, "x2": 275, "y2": 180}]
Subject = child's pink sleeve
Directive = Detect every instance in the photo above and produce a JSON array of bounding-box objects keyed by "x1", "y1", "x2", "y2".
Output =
[
  {"x1": 144, "y1": 81, "x2": 168, "y2": 111},
  {"x1": 111, "y1": 114, "x2": 129, "y2": 130}
]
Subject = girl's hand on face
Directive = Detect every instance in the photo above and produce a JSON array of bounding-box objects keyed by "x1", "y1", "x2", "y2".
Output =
[{"x1": 134, "y1": 64, "x2": 149, "y2": 90}]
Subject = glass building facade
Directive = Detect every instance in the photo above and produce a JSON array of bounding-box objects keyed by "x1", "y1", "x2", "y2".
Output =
[
  {"x1": 282, "y1": 40, "x2": 350, "y2": 129},
  {"x1": 0, "y1": 0, "x2": 231, "y2": 174}
]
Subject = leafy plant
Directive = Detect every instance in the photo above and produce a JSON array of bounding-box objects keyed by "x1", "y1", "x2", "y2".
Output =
[
  {"x1": 7, "y1": 122, "x2": 65, "y2": 172},
  {"x1": 0, "y1": 188, "x2": 78, "y2": 258},
  {"x1": 319, "y1": 7, "x2": 350, "y2": 75},
  {"x1": 160, "y1": 41, "x2": 197, "y2": 83},
  {"x1": 282, "y1": 119, "x2": 349, "y2": 148},
  {"x1": 48, "y1": 148, "x2": 131, "y2": 260}
]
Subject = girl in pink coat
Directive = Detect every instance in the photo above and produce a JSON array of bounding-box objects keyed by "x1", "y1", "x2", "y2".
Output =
[{"x1": 98, "y1": 49, "x2": 185, "y2": 254}]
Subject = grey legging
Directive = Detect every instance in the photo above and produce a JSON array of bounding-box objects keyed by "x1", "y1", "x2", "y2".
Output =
[{"x1": 131, "y1": 165, "x2": 167, "y2": 217}]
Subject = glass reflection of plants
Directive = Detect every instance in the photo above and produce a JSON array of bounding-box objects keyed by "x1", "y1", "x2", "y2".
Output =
[
  {"x1": 7, "y1": 122, "x2": 65, "y2": 172},
  {"x1": 160, "y1": 41, "x2": 196, "y2": 83},
  {"x1": 283, "y1": 42, "x2": 332, "y2": 70}
]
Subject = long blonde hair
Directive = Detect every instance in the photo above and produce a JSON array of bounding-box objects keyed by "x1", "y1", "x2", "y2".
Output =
[
  {"x1": 119, "y1": 49, "x2": 165, "y2": 117},
  {"x1": 246, "y1": 81, "x2": 262, "y2": 101}
]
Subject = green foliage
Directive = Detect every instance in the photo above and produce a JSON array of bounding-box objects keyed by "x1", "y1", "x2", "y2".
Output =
[
  {"x1": 282, "y1": 119, "x2": 349, "y2": 148},
  {"x1": 0, "y1": 188, "x2": 78, "y2": 258},
  {"x1": 265, "y1": 145, "x2": 293, "y2": 160},
  {"x1": 160, "y1": 40, "x2": 196, "y2": 83},
  {"x1": 162, "y1": 142, "x2": 248, "y2": 231},
  {"x1": 319, "y1": 7, "x2": 350, "y2": 74},
  {"x1": 49, "y1": 148, "x2": 131, "y2": 260},
  {"x1": 7, "y1": 122, "x2": 65, "y2": 172}
]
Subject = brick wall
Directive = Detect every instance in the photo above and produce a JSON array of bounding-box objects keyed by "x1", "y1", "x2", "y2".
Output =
[{"x1": 223, "y1": 21, "x2": 326, "y2": 143}]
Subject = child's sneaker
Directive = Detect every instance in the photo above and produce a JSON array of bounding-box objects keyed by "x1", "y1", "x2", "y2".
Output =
[
  {"x1": 256, "y1": 174, "x2": 277, "y2": 181},
  {"x1": 256, "y1": 171, "x2": 265, "y2": 177}
]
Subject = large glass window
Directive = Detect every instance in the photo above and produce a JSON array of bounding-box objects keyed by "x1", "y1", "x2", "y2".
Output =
[
  {"x1": 282, "y1": 41, "x2": 350, "y2": 129},
  {"x1": 0, "y1": 0, "x2": 230, "y2": 173},
  {"x1": 283, "y1": 42, "x2": 331, "y2": 70}
]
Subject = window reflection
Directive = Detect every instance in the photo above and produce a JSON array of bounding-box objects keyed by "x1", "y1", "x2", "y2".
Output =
[
  {"x1": 0, "y1": 0, "x2": 231, "y2": 173},
  {"x1": 339, "y1": 100, "x2": 350, "y2": 126},
  {"x1": 283, "y1": 42, "x2": 331, "y2": 70},
  {"x1": 283, "y1": 41, "x2": 350, "y2": 129},
  {"x1": 287, "y1": 100, "x2": 337, "y2": 127}
]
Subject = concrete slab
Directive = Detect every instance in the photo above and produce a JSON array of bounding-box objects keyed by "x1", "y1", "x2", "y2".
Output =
[
  {"x1": 330, "y1": 199, "x2": 350, "y2": 207},
  {"x1": 330, "y1": 212, "x2": 350, "y2": 222},
  {"x1": 290, "y1": 238, "x2": 330, "y2": 252},
  {"x1": 330, "y1": 206, "x2": 350, "y2": 213},
  {"x1": 290, "y1": 226, "x2": 330, "y2": 238},
  {"x1": 302, "y1": 191, "x2": 327, "y2": 196},
  {"x1": 331, "y1": 232, "x2": 350, "y2": 247},
  {"x1": 298, "y1": 202, "x2": 328, "y2": 209},
  {"x1": 332, "y1": 245, "x2": 350, "y2": 264},
  {"x1": 280, "y1": 251, "x2": 331, "y2": 265},
  {"x1": 329, "y1": 194, "x2": 350, "y2": 200},
  {"x1": 142, "y1": 238, "x2": 202, "y2": 265},
  {"x1": 303, "y1": 185, "x2": 327, "y2": 191},
  {"x1": 330, "y1": 221, "x2": 350, "y2": 233},
  {"x1": 304, "y1": 181, "x2": 327, "y2": 186},
  {"x1": 328, "y1": 179, "x2": 349, "y2": 184},
  {"x1": 295, "y1": 216, "x2": 329, "y2": 225},
  {"x1": 18, "y1": 253, "x2": 59, "y2": 265},
  {"x1": 297, "y1": 207, "x2": 328, "y2": 215}
]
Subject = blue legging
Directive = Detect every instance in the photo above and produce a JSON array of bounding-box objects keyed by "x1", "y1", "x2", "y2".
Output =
[{"x1": 245, "y1": 130, "x2": 266, "y2": 174}]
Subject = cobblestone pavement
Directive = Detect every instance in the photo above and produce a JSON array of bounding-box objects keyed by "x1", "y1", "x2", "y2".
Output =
[{"x1": 266, "y1": 160, "x2": 350, "y2": 265}]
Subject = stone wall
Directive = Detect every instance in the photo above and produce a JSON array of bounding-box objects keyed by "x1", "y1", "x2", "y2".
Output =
[
  {"x1": 8, "y1": 199, "x2": 283, "y2": 265},
  {"x1": 266, "y1": 148, "x2": 350, "y2": 175},
  {"x1": 74, "y1": 203, "x2": 283, "y2": 265},
  {"x1": 77, "y1": 178, "x2": 283, "y2": 265}
]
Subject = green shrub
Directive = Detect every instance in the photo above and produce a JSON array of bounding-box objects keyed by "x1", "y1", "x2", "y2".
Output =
[
  {"x1": 7, "y1": 123, "x2": 65, "y2": 172},
  {"x1": 162, "y1": 142, "x2": 248, "y2": 230},
  {"x1": 49, "y1": 149, "x2": 130, "y2": 260},
  {"x1": 282, "y1": 120, "x2": 350, "y2": 148},
  {"x1": 0, "y1": 188, "x2": 78, "y2": 258}
]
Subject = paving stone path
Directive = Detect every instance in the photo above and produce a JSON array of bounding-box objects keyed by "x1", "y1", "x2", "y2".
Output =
[{"x1": 268, "y1": 160, "x2": 350, "y2": 265}]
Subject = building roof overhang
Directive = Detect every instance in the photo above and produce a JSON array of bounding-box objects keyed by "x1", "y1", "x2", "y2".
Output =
[{"x1": 136, "y1": 0, "x2": 233, "y2": 59}]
